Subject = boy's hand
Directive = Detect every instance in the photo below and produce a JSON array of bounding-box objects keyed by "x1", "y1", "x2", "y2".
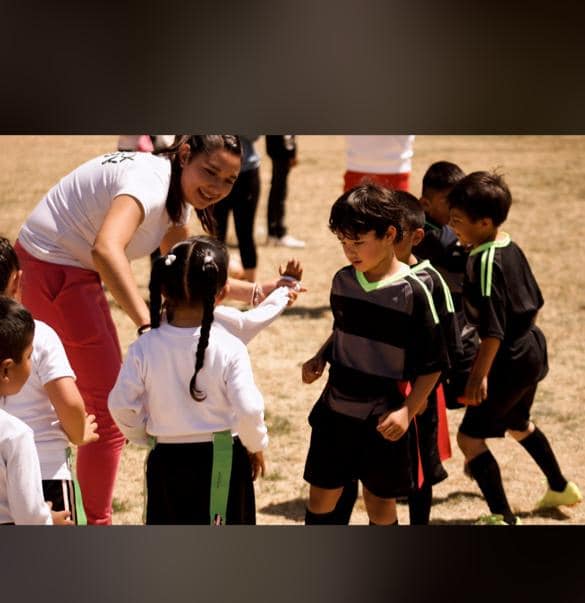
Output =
[
  {"x1": 302, "y1": 355, "x2": 326, "y2": 384},
  {"x1": 460, "y1": 376, "x2": 488, "y2": 406},
  {"x1": 47, "y1": 501, "x2": 74, "y2": 525},
  {"x1": 80, "y1": 413, "x2": 99, "y2": 445},
  {"x1": 377, "y1": 406, "x2": 410, "y2": 441},
  {"x1": 248, "y1": 451, "x2": 265, "y2": 481}
]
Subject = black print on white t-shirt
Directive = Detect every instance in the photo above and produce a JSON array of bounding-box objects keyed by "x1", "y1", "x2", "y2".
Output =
[{"x1": 101, "y1": 152, "x2": 137, "y2": 165}]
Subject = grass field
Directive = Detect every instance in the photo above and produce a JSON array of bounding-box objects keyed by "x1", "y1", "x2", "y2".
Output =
[{"x1": 1, "y1": 135, "x2": 584, "y2": 525}]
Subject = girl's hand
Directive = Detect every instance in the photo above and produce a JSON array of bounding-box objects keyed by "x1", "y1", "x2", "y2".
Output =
[
  {"x1": 302, "y1": 355, "x2": 326, "y2": 384},
  {"x1": 248, "y1": 451, "x2": 265, "y2": 481},
  {"x1": 80, "y1": 413, "x2": 99, "y2": 446},
  {"x1": 377, "y1": 407, "x2": 410, "y2": 441}
]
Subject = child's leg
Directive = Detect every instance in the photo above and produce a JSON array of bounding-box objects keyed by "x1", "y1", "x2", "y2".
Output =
[
  {"x1": 362, "y1": 487, "x2": 398, "y2": 525},
  {"x1": 306, "y1": 486, "x2": 344, "y2": 524},
  {"x1": 329, "y1": 479, "x2": 359, "y2": 524},
  {"x1": 408, "y1": 481, "x2": 433, "y2": 525},
  {"x1": 457, "y1": 431, "x2": 517, "y2": 524}
]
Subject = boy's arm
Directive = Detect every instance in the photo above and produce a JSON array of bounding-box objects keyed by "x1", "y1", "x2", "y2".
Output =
[
  {"x1": 44, "y1": 377, "x2": 98, "y2": 446},
  {"x1": 460, "y1": 337, "x2": 501, "y2": 405},
  {"x1": 377, "y1": 371, "x2": 441, "y2": 441},
  {"x1": 302, "y1": 333, "x2": 333, "y2": 384}
]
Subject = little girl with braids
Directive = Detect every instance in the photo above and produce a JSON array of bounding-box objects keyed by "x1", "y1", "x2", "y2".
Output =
[{"x1": 108, "y1": 236, "x2": 279, "y2": 525}]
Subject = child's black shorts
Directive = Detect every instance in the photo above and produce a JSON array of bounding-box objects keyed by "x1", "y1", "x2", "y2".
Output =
[
  {"x1": 303, "y1": 400, "x2": 414, "y2": 499},
  {"x1": 458, "y1": 383, "x2": 537, "y2": 438},
  {"x1": 42, "y1": 479, "x2": 80, "y2": 524},
  {"x1": 146, "y1": 437, "x2": 256, "y2": 525},
  {"x1": 458, "y1": 326, "x2": 547, "y2": 439}
]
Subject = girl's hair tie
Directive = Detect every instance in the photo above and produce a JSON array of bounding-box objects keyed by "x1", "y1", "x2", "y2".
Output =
[
  {"x1": 164, "y1": 253, "x2": 176, "y2": 266},
  {"x1": 203, "y1": 252, "x2": 214, "y2": 266}
]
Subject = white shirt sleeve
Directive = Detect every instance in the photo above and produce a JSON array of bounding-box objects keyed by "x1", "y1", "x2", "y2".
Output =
[
  {"x1": 108, "y1": 343, "x2": 149, "y2": 447},
  {"x1": 6, "y1": 427, "x2": 52, "y2": 525},
  {"x1": 214, "y1": 286, "x2": 290, "y2": 344},
  {"x1": 34, "y1": 322, "x2": 76, "y2": 385},
  {"x1": 224, "y1": 343, "x2": 268, "y2": 453}
]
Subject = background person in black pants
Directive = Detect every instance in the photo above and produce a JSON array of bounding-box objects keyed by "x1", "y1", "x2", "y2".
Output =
[
  {"x1": 214, "y1": 136, "x2": 261, "y2": 282},
  {"x1": 266, "y1": 135, "x2": 305, "y2": 249}
]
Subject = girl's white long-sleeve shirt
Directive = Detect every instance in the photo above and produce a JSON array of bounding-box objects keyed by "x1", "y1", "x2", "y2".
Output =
[{"x1": 108, "y1": 322, "x2": 268, "y2": 453}]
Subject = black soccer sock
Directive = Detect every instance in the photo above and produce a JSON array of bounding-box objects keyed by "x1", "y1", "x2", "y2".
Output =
[
  {"x1": 519, "y1": 426, "x2": 568, "y2": 492},
  {"x1": 329, "y1": 479, "x2": 358, "y2": 525},
  {"x1": 468, "y1": 450, "x2": 515, "y2": 523},
  {"x1": 305, "y1": 508, "x2": 339, "y2": 525},
  {"x1": 408, "y1": 482, "x2": 433, "y2": 525}
]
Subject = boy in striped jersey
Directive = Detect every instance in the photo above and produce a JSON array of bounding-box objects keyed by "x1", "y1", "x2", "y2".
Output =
[
  {"x1": 302, "y1": 184, "x2": 447, "y2": 525},
  {"x1": 448, "y1": 172, "x2": 582, "y2": 524}
]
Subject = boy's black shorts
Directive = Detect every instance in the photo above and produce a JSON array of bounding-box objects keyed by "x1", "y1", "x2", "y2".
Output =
[
  {"x1": 458, "y1": 326, "x2": 547, "y2": 439},
  {"x1": 458, "y1": 383, "x2": 537, "y2": 438},
  {"x1": 303, "y1": 400, "x2": 414, "y2": 499}
]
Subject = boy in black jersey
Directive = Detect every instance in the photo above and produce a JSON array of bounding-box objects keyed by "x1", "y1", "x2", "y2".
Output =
[
  {"x1": 415, "y1": 161, "x2": 478, "y2": 409},
  {"x1": 393, "y1": 192, "x2": 462, "y2": 524},
  {"x1": 448, "y1": 171, "x2": 582, "y2": 524},
  {"x1": 301, "y1": 184, "x2": 446, "y2": 525}
]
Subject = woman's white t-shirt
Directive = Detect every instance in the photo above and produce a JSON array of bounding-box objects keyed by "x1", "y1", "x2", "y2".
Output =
[{"x1": 19, "y1": 152, "x2": 190, "y2": 270}]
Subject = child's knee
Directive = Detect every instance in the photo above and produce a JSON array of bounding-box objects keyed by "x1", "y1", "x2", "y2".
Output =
[
  {"x1": 507, "y1": 421, "x2": 535, "y2": 441},
  {"x1": 308, "y1": 485, "x2": 343, "y2": 513},
  {"x1": 362, "y1": 488, "x2": 397, "y2": 525},
  {"x1": 457, "y1": 431, "x2": 486, "y2": 459}
]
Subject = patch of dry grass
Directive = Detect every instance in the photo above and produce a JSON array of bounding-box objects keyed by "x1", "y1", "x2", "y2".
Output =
[{"x1": 1, "y1": 135, "x2": 584, "y2": 525}]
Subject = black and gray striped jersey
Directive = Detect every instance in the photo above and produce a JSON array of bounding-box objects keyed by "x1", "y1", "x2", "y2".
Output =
[{"x1": 322, "y1": 264, "x2": 448, "y2": 420}]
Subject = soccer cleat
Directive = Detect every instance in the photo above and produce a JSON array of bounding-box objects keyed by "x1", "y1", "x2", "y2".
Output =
[
  {"x1": 475, "y1": 514, "x2": 522, "y2": 526},
  {"x1": 267, "y1": 234, "x2": 306, "y2": 249},
  {"x1": 535, "y1": 481, "x2": 583, "y2": 510}
]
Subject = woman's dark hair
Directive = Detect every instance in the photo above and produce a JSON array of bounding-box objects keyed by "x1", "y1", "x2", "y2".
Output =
[
  {"x1": 0, "y1": 236, "x2": 20, "y2": 293},
  {"x1": 329, "y1": 183, "x2": 404, "y2": 242},
  {"x1": 447, "y1": 171, "x2": 512, "y2": 226},
  {"x1": 154, "y1": 135, "x2": 242, "y2": 234},
  {"x1": 0, "y1": 296, "x2": 35, "y2": 363},
  {"x1": 149, "y1": 236, "x2": 228, "y2": 402}
]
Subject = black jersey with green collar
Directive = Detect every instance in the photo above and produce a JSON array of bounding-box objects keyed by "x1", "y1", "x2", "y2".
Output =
[
  {"x1": 323, "y1": 263, "x2": 448, "y2": 420},
  {"x1": 411, "y1": 259, "x2": 463, "y2": 372},
  {"x1": 463, "y1": 234, "x2": 543, "y2": 343}
]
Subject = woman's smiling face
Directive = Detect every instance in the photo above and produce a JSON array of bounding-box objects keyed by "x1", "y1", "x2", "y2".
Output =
[{"x1": 179, "y1": 145, "x2": 241, "y2": 210}]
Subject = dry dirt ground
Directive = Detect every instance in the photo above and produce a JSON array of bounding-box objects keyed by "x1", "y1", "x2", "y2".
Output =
[{"x1": 1, "y1": 135, "x2": 584, "y2": 525}]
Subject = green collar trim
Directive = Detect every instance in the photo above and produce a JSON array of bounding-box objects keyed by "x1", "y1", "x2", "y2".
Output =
[
  {"x1": 411, "y1": 260, "x2": 455, "y2": 313},
  {"x1": 469, "y1": 232, "x2": 511, "y2": 256},
  {"x1": 355, "y1": 263, "x2": 410, "y2": 292},
  {"x1": 425, "y1": 220, "x2": 442, "y2": 232}
]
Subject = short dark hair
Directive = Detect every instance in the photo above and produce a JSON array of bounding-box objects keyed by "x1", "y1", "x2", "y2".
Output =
[
  {"x1": 394, "y1": 191, "x2": 425, "y2": 231},
  {"x1": 329, "y1": 184, "x2": 404, "y2": 241},
  {"x1": 0, "y1": 236, "x2": 20, "y2": 293},
  {"x1": 0, "y1": 296, "x2": 34, "y2": 363},
  {"x1": 447, "y1": 171, "x2": 511, "y2": 226},
  {"x1": 422, "y1": 161, "x2": 465, "y2": 196}
]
